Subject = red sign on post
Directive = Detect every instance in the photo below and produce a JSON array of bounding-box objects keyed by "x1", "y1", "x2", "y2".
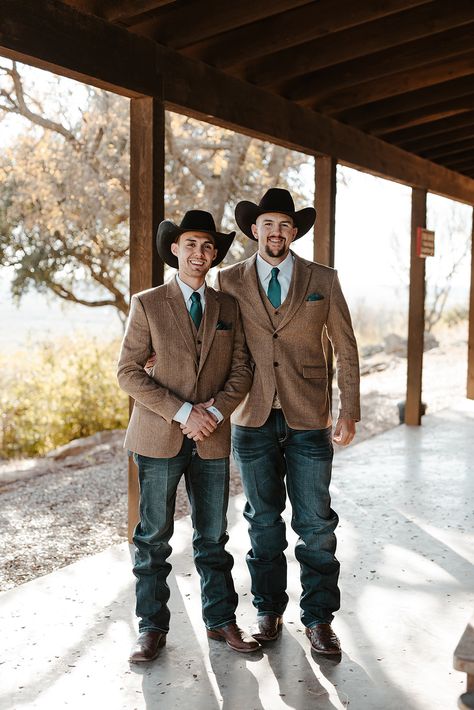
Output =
[{"x1": 416, "y1": 227, "x2": 435, "y2": 258}]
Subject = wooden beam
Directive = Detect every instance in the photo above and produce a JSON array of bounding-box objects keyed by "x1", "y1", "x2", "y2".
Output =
[
  {"x1": 130, "y1": 0, "x2": 309, "y2": 50},
  {"x1": 2, "y1": 0, "x2": 474, "y2": 205},
  {"x1": 241, "y1": 0, "x2": 474, "y2": 87},
  {"x1": 421, "y1": 137, "x2": 474, "y2": 161},
  {"x1": 308, "y1": 53, "x2": 474, "y2": 114},
  {"x1": 180, "y1": 0, "x2": 432, "y2": 69},
  {"x1": 385, "y1": 111, "x2": 474, "y2": 144},
  {"x1": 403, "y1": 125, "x2": 474, "y2": 153},
  {"x1": 405, "y1": 188, "x2": 426, "y2": 425},
  {"x1": 441, "y1": 155, "x2": 474, "y2": 170},
  {"x1": 314, "y1": 156, "x2": 337, "y2": 409},
  {"x1": 340, "y1": 76, "x2": 474, "y2": 128},
  {"x1": 104, "y1": 0, "x2": 176, "y2": 23},
  {"x1": 468, "y1": 209, "x2": 474, "y2": 399},
  {"x1": 314, "y1": 156, "x2": 336, "y2": 267},
  {"x1": 128, "y1": 96, "x2": 165, "y2": 541},
  {"x1": 285, "y1": 24, "x2": 474, "y2": 105}
]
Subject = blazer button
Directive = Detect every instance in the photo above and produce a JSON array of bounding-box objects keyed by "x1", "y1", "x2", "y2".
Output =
[
  {"x1": 273, "y1": 362, "x2": 279, "y2": 367},
  {"x1": 273, "y1": 333, "x2": 278, "y2": 339},
  {"x1": 197, "y1": 340, "x2": 202, "y2": 345}
]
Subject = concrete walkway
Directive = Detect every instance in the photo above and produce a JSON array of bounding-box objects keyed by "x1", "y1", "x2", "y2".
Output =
[{"x1": 2, "y1": 401, "x2": 474, "y2": 709}]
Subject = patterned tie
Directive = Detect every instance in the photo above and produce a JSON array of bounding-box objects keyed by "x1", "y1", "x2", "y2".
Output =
[
  {"x1": 267, "y1": 267, "x2": 281, "y2": 308},
  {"x1": 190, "y1": 291, "x2": 202, "y2": 329}
]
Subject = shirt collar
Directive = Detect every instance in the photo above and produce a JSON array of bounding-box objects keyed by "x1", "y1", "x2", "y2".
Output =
[
  {"x1": 175, "y1": 274, "x2": 206, "y2": 303},
  {"x1": 256, "y1": 250, "x2": 294, "y2": 282}
]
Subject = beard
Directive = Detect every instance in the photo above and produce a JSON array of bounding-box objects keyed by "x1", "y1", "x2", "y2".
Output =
[{"x1": 265, "y1": 242, "x2": 287, "y2": 259}]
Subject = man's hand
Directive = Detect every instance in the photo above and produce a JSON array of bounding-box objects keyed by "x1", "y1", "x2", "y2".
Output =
[
  {"x1": 180, "y1": 398, "x2": 218, "y2": 441},
  {"x1": 332, "y1": 417, "x2": 356, "y2": 446},
  {"x1": 144, "y1": 352, "x2": 157, "y2": 372}
]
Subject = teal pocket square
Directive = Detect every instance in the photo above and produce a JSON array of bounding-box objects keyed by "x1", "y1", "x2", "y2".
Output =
[
  {"x1": 216, "y1": 320, "x2": 232, "y2": 330},
  {"x1": 307, "y1": 293, "x2": 324, "y2": 301}
]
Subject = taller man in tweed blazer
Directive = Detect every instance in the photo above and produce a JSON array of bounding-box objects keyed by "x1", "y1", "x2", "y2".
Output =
[
  {"x1": 118, "y1": 210, "x2": 259, "y2": 662},
  {"x1": 217, "y1": 188, "x2": 360, "y2": 655}
]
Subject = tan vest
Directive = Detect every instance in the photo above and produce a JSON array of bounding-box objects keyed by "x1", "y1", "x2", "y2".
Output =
[{"x1": 257, "y1": 275, "x2": 294, "y2": 409}]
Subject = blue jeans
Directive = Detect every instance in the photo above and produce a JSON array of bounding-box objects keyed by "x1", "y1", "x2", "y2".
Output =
[
  {"x1": 132, "y1": 438, "x2": 237, "y2": 632},
  {"x1": 232, "y1": 409, "x2": 340, "y2": 627}
]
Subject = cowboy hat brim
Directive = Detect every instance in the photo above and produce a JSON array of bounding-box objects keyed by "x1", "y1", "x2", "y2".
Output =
[
  {"x1": 156, "y1": 220, "x2": 235, "y2": 269},
  {"x1": 235, "y1": 201, "x2": 316, "y2": 240}
]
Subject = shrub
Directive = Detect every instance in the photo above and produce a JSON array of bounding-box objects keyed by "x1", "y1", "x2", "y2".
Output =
[{"x1": 0, "y1": 336, "x2": 128, "y2": 458}]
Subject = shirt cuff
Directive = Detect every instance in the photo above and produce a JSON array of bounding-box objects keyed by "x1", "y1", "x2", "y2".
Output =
[
  {"x1": 207, "y1": 405, "x2": 224, "y2": 424},
  {"x1": 173, "y1": 402, "x2": 193, "y2": 425}
]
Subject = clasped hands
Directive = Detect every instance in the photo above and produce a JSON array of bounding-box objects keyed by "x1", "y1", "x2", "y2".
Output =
[{"x1": 180, "y1": 398, "x2": 218, "y2": 442}]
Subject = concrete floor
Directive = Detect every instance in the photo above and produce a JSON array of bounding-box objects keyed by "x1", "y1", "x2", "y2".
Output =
[{"x1": 1, "y1": 400, "x2": 474, "y2": 710}]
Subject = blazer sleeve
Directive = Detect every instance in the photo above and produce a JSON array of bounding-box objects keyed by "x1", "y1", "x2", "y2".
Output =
[
  {"x1": 212, "y1": 301, "x2": 253, "y2": 420},
  {"x1": 117, "y1": 294, "x2": 185, "y2": 424},
  {"x1": 325, "y1": 271, "x2": 361, "y2": 422}
]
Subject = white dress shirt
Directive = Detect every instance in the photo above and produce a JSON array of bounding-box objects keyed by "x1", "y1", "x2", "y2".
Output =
[
  {"x1": 256, "y1": 251, "x2": 294, "y2": 304},
  {"x1": 173, "y1": 275, "x2": 223, "y2": 426}
]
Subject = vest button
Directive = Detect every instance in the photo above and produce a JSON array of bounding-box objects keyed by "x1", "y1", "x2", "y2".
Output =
[
  {"x1": 273, "y1": 333, "x2": 278, "y2": 339},
  {"x1": 273, "y1": 362, "x2": 279, "y2": 367},
  {"x1": 197, "y1": 340, "x2": 202, "y2": 345},
  {"x1": 274, "y1": 311, "x2": 280, "y2": 315}
]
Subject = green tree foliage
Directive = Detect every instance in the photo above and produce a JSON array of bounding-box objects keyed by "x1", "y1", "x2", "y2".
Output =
[{"x1": 0, "y1": 338, "x2": 128, "y2": 458}]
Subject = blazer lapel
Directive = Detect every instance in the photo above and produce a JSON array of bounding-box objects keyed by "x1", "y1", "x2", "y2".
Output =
[
  {"x1": 197, "y1": 287, "x2": 219, "y2": 375},
  {"x1": 166, "y1": 278, "x2": 198, "y2": 365},
  {"x1": 241, "y1": 254, "x2": 274, "y2": 329},
  {"x1": 277, "y1": 253, "x2": 312, "y2": 331}
]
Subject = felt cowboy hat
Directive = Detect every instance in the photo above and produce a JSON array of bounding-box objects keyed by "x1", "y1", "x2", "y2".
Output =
[
  {"x1": 235, "y1": 187, "x2": 316, "y2": 240},
  {"x1": 156, "y1": 210, "x2": 235, "y2": 269}
]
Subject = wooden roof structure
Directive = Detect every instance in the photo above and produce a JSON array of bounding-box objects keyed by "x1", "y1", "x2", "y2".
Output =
[{"x1": 2, "y1": 0, "x2": 474, "y2": 203}]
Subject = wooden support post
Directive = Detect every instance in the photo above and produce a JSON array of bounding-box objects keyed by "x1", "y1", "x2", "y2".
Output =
[
  {"x1": 314, "y1": 156, "x2": 336, "y2": 267},
  {"x1": 405, "y1": 187, "x2": 427, "y2": 425},
  {"x1": 468, "y1": 208, "x2": 474, "y2": 399},
  {"x1": 128, "y1": 96, "x2": 165, "y2": 542},
  {"x1": 314, "y1": 155, "x2": 337, "y2": 412}
]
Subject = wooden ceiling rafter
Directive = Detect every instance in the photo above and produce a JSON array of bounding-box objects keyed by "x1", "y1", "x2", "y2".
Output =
[
  {"x1": 128, "y1": 0, "x2": 312, "y2": 50},
  {"x1": 379, "y1": 111, "x2": 474, "y2": 143},
  {"x1": 238, "y1": 0, "x2": 474, "y2": 87},
  {"x1": 105, "y1": 0, "x2": 178, "y2": 24},
  {"x1": 421, "y1": 137, "x2": 474, "y2": 161},
  {"x1": 339, "y1": 76, "x2": 474, "y2": 128},
  {"x1": 282, "y1": 23, "x2": 474, "y2": 105},
  {"x1": 315, "y1": 55, "x2": 474, "y2": 116},
  {"x1": 394, "y1": 125, "x2": 474, "y2": 153},
  {"x1": 177, "y1": 0, "x2": 432, "y2": 69}
]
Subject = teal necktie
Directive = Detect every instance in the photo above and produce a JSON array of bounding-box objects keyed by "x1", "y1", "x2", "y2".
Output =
[
  {"x1": 267, "y1": 267, "x2": 281, "y2": 308},
  {"x1": 190, "y1": 291, "x2": 202, "y2": 329}
]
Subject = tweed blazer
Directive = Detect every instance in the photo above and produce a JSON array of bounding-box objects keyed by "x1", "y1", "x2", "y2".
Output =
[
  {"x1": 216, "y1": 252, "x2": 360, "y2": 430},
  {"x1": 117, "y1": 278, "x2": 252, "y2": 458}
]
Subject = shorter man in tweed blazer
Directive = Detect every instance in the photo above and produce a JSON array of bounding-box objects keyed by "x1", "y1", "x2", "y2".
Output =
[
  {"x1": 217, "y1": 188, "x2": 360, "y2": 656},
  {"x1": 118, "y1": 210, "x2": 259, "y2": 662}
]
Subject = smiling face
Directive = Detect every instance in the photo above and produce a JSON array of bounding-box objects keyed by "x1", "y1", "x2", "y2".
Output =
[
  {"x1": 251, "y1": 212, "x2": 298, "y2": 264},
  {"x1": 171, "y1": 231, "x2": 218, "y2": 288}
]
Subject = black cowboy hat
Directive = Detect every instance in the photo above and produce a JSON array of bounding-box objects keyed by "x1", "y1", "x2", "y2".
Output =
[
  {"x1": 235, "y1": 188, "x2": 316, "y2": 240},
  {"x1": 156, "y1": 210, "x2": 235, "y2": 269}
]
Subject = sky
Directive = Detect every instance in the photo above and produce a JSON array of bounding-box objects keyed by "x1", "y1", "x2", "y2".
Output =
[{"x1": 0, "y1": 61, "x2": 472, "y2": 351}]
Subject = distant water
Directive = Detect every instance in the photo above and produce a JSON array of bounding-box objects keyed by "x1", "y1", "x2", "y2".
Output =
[{"x1": 0, "y1": 275, "x2": 123, "y2": 352}]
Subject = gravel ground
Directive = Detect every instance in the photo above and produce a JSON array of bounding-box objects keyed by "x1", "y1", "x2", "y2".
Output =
[{"x1": 0, "y1": 333, "x2": 468, "y2": 592}]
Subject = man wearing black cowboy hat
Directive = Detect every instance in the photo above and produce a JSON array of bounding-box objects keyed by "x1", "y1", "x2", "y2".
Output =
[
  {"x1": 117, "y1": 210, "x2": 259, "y2": 661},
  {"x1": 217, "y1": 188, "x2": 360, "y2": 655}
]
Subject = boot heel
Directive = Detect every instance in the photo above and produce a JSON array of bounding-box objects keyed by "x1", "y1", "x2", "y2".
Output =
[
  {"x1": 159, "y1": 634, "x2": 167, "y2": 648},
  {"x1": 207, "y1": 629, "x2": 223, "y2": 641}
]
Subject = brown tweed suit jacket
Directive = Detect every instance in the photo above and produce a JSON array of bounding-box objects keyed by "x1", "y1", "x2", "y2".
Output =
[
  {"x1": 117, "y1": 278, "x2": 252, "y2": 458},
  {"x1": 217, "y1": 252, "x2": 360, "y2": 429}
]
